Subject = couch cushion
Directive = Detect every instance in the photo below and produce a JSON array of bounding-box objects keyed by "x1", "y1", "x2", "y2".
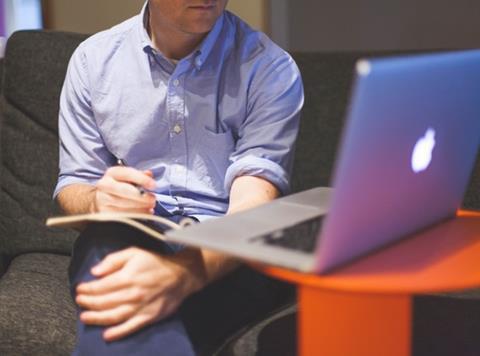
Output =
[
  {"x1": 463, "y1": 157, "x2": 480, "y2": 210},
  {"x1": 0, "y1": 253, "x2": 76, "y2": 355},
  {"x1": 0, "y1": 31, "x2": 88, "y2": 258},
  {"x1": 290, "y1": 52, "x2": 358, "y2": 193},
  {"x1": 0, "y1": 58, "x2": 4, "y2": 91}
]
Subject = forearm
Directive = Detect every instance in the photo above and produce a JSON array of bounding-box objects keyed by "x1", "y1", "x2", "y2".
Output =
[
  {"x1": 56, "y1": 183, "x2": 97, "y2": 215},
  {"x1": 226, "y1": 175, "x2": 280, "y2": 215},
  {"x1": 175, "y1": 248, "x2": 240, "y2": 295},
  {"x1": 184, "y1": 175, "x2": 280, "y2": 291},
  {"x1": 199, "y1": 175, "x2": 280, "y2": 283}
]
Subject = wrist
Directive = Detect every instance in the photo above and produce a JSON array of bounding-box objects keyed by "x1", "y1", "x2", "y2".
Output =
[
  {"x1": 175, "y1": 249, "x2": 208, "y2": 295},
  {"x1": 57, "y1": 184, "x2": 99, "y2": 216},
  {"x1": 88, "y1": 189, "x2": 99, "y2": 214}
]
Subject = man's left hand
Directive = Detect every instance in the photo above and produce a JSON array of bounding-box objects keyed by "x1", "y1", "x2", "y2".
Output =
[{"x1": 75, "y1": 247, "x2": 206, "y2": 341}]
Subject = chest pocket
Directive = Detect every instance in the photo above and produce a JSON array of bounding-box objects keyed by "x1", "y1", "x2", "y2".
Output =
[{"x1": 188, "y1": 127, "x2": 236, "y2": 192}]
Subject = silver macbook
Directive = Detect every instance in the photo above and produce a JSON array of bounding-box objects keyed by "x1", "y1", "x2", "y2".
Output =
[{"x1": 166, "y1": 50, "x2": 480, "y2": 273}]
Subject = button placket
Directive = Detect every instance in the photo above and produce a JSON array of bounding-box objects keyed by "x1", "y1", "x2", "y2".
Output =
[{"x1": 167, "y1": 73, "x2": 188, "y2": 199}]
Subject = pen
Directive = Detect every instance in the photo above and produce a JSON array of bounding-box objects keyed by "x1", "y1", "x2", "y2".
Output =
[{"x1": 116, "y1": 158, "x2": 145, "y2": 195}]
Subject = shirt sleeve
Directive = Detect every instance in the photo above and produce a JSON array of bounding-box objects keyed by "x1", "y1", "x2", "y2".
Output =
[
  {"x1": 53, "y1": 45, "x2": 115, "y2": 199},
  {"x1": 224, "y1": 52, "x2": 304, "y2": 195}
]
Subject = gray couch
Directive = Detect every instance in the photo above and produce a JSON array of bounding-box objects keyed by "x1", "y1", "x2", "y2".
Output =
[{"x1": 0, "y1": 30, "x2": 479, "y2": 356}]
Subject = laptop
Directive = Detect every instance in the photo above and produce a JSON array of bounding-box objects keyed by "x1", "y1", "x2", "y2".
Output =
[{"x1": 166, "y1": 50, "x2": 480, "y2": 273}]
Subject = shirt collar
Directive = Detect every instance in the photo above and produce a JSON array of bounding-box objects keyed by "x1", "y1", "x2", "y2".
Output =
[
  {"x1": 138, "y1": 2, "x2": 154, "y2": 51},
  {"x1": 137, "y1": 1, "x2": 224, "y2": 70},
  {"x1": 193, "y1": 12, "x2": 224, "y2": 70}
]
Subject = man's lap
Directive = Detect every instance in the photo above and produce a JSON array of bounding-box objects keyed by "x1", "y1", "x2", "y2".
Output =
[{"x1": 69, "y1": 222, "x2": 294, "y2": 355}]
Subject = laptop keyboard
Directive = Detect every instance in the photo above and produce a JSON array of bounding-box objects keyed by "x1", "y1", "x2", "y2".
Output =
[{"x1": 250, "y1": 216, "x2": 324, "y2": 253}]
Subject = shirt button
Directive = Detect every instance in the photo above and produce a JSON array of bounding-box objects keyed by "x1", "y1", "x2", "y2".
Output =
[
  {"x1": 173, "y1": 124, "x2": 182, "y2": 134},
  {"x1": 195, "y1": 58, "x2": 202, "y2": 67},
  {"x1": 173, "y1": 79, "x2": 180, "y2": 87}
]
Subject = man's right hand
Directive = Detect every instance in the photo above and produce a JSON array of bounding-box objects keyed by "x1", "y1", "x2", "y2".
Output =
[{"x1": 92, "y1": 167, "x2": 157, "y2": 214}]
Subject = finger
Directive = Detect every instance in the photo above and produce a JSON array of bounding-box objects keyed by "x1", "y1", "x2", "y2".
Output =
[
  {"x1": 97, "y1": 190, "x2": 154, "y2": 213},
  {"x1": 103, "y1": 297, "x2": 181, "y2": 341},
  {"x1": 105, "y1": 166, "x2": 156, "y2": 190},
  {"x1": 77, "y1": 272, "x2": 130, "y2": 296},
  {"x1": 80, "y1": 303, "x2": 137, "y2": 326},
  {"x1": 97, "y1": 177, "x2": 157, "y2": 205},
  {"x1": 103, "y1": 311, "x2": 153, "y2": 341},
  {"x1": 98, "y1": 204, "x2": 155, "y2": 215},
  {"x1": 97, "y1": 191, "x2": 156, "y2": 211},
  {"x1": 76, "y1": 287, "x2": 147, "y2": 311},
  {"x1": 90, "y1": 248, "x2": 137, "y2": 277}
]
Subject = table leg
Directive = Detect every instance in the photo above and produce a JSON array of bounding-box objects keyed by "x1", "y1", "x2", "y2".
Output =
[{"x1": 298, "y1": 285, "x2": 411, "y2": 356}]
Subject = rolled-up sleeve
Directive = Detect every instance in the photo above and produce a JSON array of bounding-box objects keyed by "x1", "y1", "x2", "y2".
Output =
[
  {"x1": 224, "y1": 53, "x2": 304, "y2": 195},
  {"x1": 53, "y1": 45, "x2": 114, "y2": 199}
]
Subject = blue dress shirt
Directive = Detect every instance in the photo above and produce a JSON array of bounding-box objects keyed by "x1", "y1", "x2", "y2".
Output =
[{"x1": 54, "y1": 3, "x2": 304, "y2": 221}]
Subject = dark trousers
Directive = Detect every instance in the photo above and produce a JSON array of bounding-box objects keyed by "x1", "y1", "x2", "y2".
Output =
[{"x1": 69, "y1": 222, "x2": 294, "y2": 355}]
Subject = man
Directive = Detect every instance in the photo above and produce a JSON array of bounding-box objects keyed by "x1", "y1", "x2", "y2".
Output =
[{"x1": 55, "y1": 0, "x2": 303, "y2": 354}]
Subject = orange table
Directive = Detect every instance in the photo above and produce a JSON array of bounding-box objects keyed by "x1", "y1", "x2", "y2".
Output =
[{"x1": 257, "y1": 210, "x2": 480, "y2": 356}]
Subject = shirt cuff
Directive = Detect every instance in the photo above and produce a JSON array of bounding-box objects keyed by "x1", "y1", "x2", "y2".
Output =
[
  {"x1": 224, "y1": 155, "x2": 290, "y2": 195},
  {"x1": 52, "y1": 176, "x2": 97, "y2": 199}
]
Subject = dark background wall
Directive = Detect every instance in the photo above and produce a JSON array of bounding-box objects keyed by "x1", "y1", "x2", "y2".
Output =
[{"x1": 285, "y1": 0, "x2": 480, "y2": 51}]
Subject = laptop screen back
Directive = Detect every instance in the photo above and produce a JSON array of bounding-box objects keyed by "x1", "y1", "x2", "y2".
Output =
[{"x1": 314, "y1": 51, "x2": 480, "y2": 272}]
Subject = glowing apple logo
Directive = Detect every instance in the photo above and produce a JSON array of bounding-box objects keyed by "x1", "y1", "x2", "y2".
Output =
[{"x1": 411, "y1": 128, "x2": 436, "y2": 173}]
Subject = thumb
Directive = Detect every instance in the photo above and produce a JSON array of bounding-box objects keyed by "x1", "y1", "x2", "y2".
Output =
[
  {"x1": 91, "y1": 248, "x2": 136, "y2": 276},
  {"x1": 143, "y1": 170, "x2": 154, "y2": 178}
]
